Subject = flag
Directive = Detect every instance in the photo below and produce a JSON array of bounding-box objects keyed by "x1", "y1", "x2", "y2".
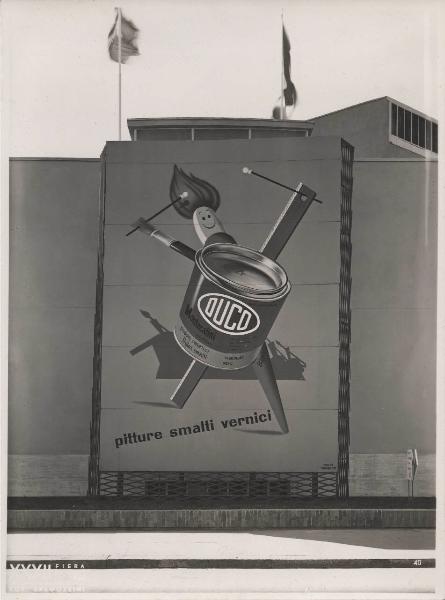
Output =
[
  {"x1": 272, "y1": 24, "x2": 297, "y2": 119},
  {"x1": 108, "y1": 9, "x2": 140, "y2": 63},
  {"x1": 282, "y1": 26, "x2": 297, "y2": 107}
]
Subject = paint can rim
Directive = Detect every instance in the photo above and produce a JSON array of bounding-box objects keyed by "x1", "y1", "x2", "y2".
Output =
[{"x1": 196, "y1": 243, "x2": 290, "y2": 301}]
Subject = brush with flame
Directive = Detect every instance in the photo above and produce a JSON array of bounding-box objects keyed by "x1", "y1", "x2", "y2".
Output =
[{"x1": 127, "y1": 167, "x2": 319, "y2": 433}]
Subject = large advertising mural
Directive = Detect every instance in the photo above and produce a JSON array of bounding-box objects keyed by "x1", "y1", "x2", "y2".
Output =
[{"x1": 93, "y1": 136, "x2": 350, "y2": 484}]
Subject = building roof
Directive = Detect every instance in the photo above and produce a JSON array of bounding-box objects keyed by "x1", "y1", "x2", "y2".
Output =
[
  {"x1": 310, "y1": 96, "x2": 438, "y2": 124},
  {"x1": 127, "y1": 117, "x2": 314, "y2": 127},
  {"x1": 127, "y1": 117, "x2": 314, "y2": 139}
]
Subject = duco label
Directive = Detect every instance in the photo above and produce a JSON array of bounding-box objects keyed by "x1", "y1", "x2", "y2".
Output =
[{"x1": 197, "y1": 293, "x2": 260, "y2": 336}]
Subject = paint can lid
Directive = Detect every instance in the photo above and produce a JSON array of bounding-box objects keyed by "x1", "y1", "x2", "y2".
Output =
[{"x1": 198, "y1": 243, "x2": 289, "y2": 298}]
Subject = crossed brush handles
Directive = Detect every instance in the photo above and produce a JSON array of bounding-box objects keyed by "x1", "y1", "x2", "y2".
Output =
[
  {"x1": 127, "y1": 167, "x2": 319, "y2": 259},
  {"x1": 127, "y1": 167, "x2": 320, "y2": 239}
]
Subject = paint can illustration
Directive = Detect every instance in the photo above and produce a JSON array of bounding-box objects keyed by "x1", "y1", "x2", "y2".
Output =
[{"x1": 174, "y1": 243, "x2": 291, "y2": 370}]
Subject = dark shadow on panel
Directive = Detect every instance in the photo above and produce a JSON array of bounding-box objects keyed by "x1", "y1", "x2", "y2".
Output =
[
  {"x1": 130, "y1": 310, "x2": 307, "y2": 381},
  {"x1": 133, "y1": 401, "x2": 179, "y2": 410},
  {"x1": 234, "y1": 429, "x2": 284, "y2": 435}
]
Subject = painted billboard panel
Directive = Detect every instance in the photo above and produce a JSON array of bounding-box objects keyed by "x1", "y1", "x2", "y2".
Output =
[
  {"x1": 97, "y1": 137, "x2": 346, "y2": 473},
  {"x1": 103, "y1": 221, "x2": 340, "y2": 286},
  {"x1": 100, "y1": 409, "x2": 338, "y2": 472},
  {"x1": 100, "y1": 346, "x2": 340, "y2": 412}
]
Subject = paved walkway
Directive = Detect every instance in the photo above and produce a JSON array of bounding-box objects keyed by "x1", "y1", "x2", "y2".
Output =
[
  {"x1": 6, "y1": 529, "x2": 438, "y2": 596},
  {"x1": 7, "y1": 529, "x2": 435, "y2": 560}
]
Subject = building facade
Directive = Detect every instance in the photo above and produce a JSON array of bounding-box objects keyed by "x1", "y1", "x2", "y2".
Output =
[{"x1": 8, "y1": 100, "x2": 437, "y2": 496}]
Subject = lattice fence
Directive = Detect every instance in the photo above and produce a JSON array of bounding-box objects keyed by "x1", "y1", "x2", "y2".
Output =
[{"x1": 99, "y1": 471, "x2": 337, "y2": 497}]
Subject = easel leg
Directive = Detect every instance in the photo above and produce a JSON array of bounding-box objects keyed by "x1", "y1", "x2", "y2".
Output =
[
  {"x1": 170, "y1": 360, "x2": 207, "y2": 408},
  {"x1": 252, "y1": 343, "x2": 289, "y2": 433}
]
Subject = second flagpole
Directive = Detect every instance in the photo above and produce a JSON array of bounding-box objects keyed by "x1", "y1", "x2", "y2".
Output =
[
  {"x1": 118, "y1": 7, "x2": 122, "y2": 140},
  {"x1": 280, "y1": 11, "x2": 285, "y2": 120}
]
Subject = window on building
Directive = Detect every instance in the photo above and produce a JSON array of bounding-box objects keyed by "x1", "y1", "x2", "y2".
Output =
[
  {"x1": 391, "y1": 103, "x2": 397, "y2": 135},
  {"x1": 419, "y1": 117, "x2": 426, "y2": 148},
  {"x1": 425, "y1": 121, "x2": 432, "y2": 150},
  {"x1": 397, "y1": 106, "x2": 405, "y2": 139},
  {"x1": 432, "y1": 122, "x2": 438, "y2": 153},
  {"x1": 390, "y1": 102, "x2": 438, "y2": 154},
  {"x1": 404, "y1": 111, "x2": 411, "y2": 143},
  {"x1": 412, "y1": 114, "x2": 419, "y2": 145}
]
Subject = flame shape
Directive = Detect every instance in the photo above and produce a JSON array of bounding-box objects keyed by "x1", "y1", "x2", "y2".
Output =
[{"x1": 169, "y1": 165, "x2": 221, "y2": 219}]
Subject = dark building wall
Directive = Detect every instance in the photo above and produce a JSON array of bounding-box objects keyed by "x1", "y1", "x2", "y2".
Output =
[
  {"x1": 8, "y1": 149, "x2": 437, "y2": 459},
  {"x1": 311, "y1": 98, "x2": 417, "y2": 158},
  {"x1": 9, "y1": 158, "x2": 101, "y2": 454},
  {"x1": 350, "y1": 159, "x2": 437, "y2": 453}
]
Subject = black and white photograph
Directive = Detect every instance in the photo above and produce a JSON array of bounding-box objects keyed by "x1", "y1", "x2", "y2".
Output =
[{"x1": 1, "y1": 0, "x2": 444, "y2": 597}]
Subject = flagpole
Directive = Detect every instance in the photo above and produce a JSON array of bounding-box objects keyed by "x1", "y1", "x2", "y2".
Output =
[
  {"x1": 118, "y1": 7, "x2": 122, "y2": 140},
  {"x1": 280, "y1": 11, "x2": 285, "y2": 121}
]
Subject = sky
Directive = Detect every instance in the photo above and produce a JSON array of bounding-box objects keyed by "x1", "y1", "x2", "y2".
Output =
[{"x1": 2, "y1": 0, "x2": 443, "y2": 157}]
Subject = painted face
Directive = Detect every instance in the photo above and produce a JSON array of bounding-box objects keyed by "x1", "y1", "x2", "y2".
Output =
[{"x1": 196, "y1": 207, "x2": 216, "y2": 229}]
